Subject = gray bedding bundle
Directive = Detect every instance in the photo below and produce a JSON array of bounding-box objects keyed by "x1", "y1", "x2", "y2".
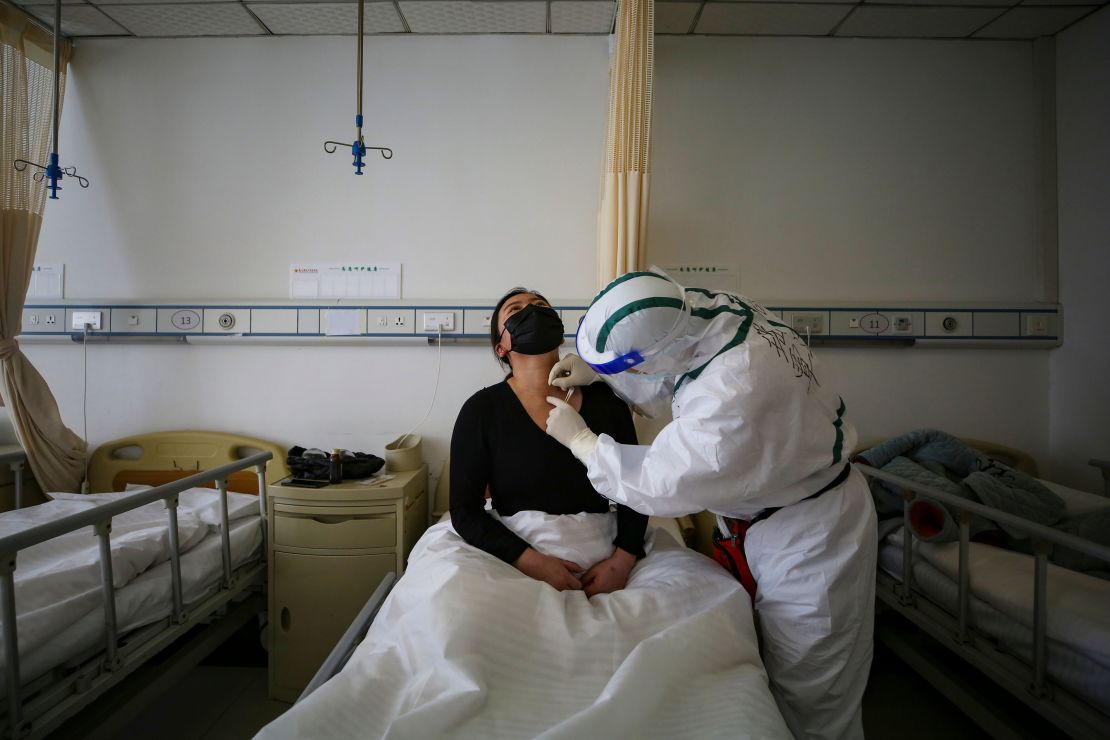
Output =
[{"x1": 858, "y1": 429, "x2": 1110, "y2": 576}]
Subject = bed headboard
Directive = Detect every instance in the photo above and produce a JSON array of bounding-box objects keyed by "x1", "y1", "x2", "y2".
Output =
[{"x1": 87, "y1": 431, "x2": 291, "y2": 494}]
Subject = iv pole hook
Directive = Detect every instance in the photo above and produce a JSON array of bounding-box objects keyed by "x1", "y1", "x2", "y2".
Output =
[{"x1": 322, "y1": 0, "x2": 393, "y2": 173}]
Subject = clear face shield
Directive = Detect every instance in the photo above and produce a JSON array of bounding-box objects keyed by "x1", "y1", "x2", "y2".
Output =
[
  {"x1": 578, "y1": 271, "x2": 692, "y2": 418},
  {"x1": 605, "y1": 371, "x2": 677, "y2": 419}
]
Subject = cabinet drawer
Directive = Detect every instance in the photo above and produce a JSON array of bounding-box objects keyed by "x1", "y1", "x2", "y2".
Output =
[{"x1": 274, "y1": 510, "x2": 396, "y2": 549}]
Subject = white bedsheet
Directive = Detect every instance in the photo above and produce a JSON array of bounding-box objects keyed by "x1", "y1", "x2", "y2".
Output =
[
  {"x1": 258, "y1": 516, "x2": 788, "y2": 739},
  {"x1": 9, "y1": 515, "x2": 263, "y2": 692},
  {"x1": 0, "y1": 488, "x2": 262, "y2": 690}
]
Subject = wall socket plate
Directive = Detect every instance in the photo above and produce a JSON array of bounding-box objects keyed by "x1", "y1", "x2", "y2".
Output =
[
  {"x1": 420, "y1": 311, "x2": 456, "y2": 332},
  {"x1": 71, "y1": 311, "x2": 103, "y2": 330},
  {"x1": 366, "y1": 309, "x2": 415, "y2": 335},
  {"x1": 791, "y1": 312, "x2": 826, "y2": 335}
]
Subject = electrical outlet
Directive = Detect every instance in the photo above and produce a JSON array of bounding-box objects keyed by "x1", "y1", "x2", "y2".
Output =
[
  {"x1": 366, "y1": 309, "x2": 414, "y2": 335},
  {"x1": 1024, "y1": 314, "x2": 1053, "y2": 336},
  {"x1": 421, "y1": 311, "x2": 455, "y2": 332},
  {"x1": 791, "y1": 312, "x2": 825, "y2": 335},
  {"x1": 22, "y1": 309, "x2": 65, "y2": 333},
  {"x1": 71, "y1": 311, "x2": 102, "y2": 330}
]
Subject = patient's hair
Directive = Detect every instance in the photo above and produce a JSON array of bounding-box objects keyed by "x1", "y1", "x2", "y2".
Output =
[{"x1": 491, "y1": 287, "x2": 551, "y2": 374}]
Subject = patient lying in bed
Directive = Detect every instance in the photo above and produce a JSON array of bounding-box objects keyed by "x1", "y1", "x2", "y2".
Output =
[{"x1": 256, "y1": 289, "x2": 790, "y2": 739}]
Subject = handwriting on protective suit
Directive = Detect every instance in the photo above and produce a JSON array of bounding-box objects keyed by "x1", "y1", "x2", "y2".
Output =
[{"x1": 753, "y1": 323, "x2": 820, "y2": 386}]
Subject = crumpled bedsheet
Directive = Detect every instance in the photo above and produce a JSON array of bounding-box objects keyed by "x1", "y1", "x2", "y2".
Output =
[{"x1": 257, "y1": 516, "x2": 789, "y2": 739}]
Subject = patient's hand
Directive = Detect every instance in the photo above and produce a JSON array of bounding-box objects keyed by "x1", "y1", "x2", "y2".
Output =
[
  {"x1": 514, "y1": 548, "x2": 583, "y2": 591},
  {"x1": 581, "y1": 548, "x2": 637, "y2": 598}
]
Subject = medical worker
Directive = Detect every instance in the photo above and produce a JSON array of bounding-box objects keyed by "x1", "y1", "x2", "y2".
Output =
[{"x1": 544, "y1": 271, "x2": 877, "y2": 740}]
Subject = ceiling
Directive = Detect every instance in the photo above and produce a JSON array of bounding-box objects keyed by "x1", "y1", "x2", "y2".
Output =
[{"x1": 7, "y1": 0, "x2": 1106, "y2": 41}]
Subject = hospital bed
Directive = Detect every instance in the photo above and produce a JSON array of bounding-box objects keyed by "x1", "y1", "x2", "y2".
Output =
[
  {"x1": 0, "y1": 430, "x2": 290, "y2": 740},
  {"x1": 856, "y1": 446, "x2": 1110, "y2": 740},
  {"x1": 264, "y1": 460, "x2": 789, "y2": 739}
]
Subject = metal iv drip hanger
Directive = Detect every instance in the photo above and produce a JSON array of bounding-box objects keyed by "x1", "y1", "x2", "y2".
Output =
[
  {"x1": 322, "y1": 0, "x2": 393, "y2": 174},
  {"x1": 11, "y1": 0, "x2": 90, "y2": 199}
]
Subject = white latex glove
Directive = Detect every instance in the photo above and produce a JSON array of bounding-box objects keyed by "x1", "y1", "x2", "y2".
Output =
[
  {"x1": 548, "y1": 354, "x2": 600, "y2": 390},
  {"x1": 545, "y1": 396, "x2": 599, "y2": 462}
]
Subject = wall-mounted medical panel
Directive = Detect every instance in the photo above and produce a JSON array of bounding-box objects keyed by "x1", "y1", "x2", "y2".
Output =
[
  {"x1": 110, "y1": 308, "x2": 157, "y2": 334},
  {"x1": 320, "y1": 308, "x2": 367, "y2": 335},
  {"x1": 366, "y1": 309, "x2": 415, "y2": 335},
  {"x1": 157, "y1": 308, "x2": 203, "y2": 333},
  {"x1": 65, "y1": 308, "x2": 109, "y2": 332},
  {"x1": 972, "y1": 312, "x2": 1020, "y2": 338},
  {"x1": 463, "y1": 309, "x2": 493, "y2": 337},
  {"x1": 1021, "y1": 312, "x2": 1057, "y2": 338},
  {"x1": 925, "y1": 311, "x2": 973, "y2": 338},
  {"x1": 416, "y1": 310, "x2": 459, "y2": 335},
  {"x1": 825, "y1": 310, "x2": 924, "y2": 338},
  {"x1": 250, "y1": 309, "x2": 299, "y2": 335},
  {"x1": 560, "y1": 309, "x2": 588, "y2": 337},
  {"x1": 203, "y1": 308, "x2": 251, "y2": 334},
  {"x1": 297, "y1": 309, "x2": 320, "y2": 335},
  {"x1": 17, "y1": 302, "x2": 1060, "y2": 348},
  {"x1": 21, "y1": 306, "x2": 67, "y2": 333}
]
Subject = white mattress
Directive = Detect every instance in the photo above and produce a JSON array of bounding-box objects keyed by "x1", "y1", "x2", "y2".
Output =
[
  {"x1": 0, "y1": 488, "x2": 264, "y2": 692},
  {"x1": 880, "y1": 526, "x2": 1110, "y2": 714},
  {"x1": 258, "y1": 517, "x2": 789, "y2": 739}
]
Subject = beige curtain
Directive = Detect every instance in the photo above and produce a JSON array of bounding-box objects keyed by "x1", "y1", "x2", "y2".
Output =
[
  {"x1": 597, "y1": 0, "x2": 654, "y2": 288},
  {"x1": 0, "y1": 7, "x2": 85, "y2": 493}
]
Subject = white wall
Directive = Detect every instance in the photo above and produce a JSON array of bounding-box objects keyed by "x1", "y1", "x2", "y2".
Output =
[
  {"x1": 648, "y1": 37, "x2": 1045, "y2": 302},
  {"x1": 23, "y1": 34, "x2": 1055, "y2": 486},
  {"x1": 1052, "y1": 6, "x2": 1110, "y2": 492},
  {"x1": 41, "y1": 36, "x2": 607, "y2": 300}
]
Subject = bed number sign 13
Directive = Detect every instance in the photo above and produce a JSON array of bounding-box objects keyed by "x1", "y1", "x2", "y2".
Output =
[{"x1": 170, "y1": 309, "x2": 201, "y2": 331}]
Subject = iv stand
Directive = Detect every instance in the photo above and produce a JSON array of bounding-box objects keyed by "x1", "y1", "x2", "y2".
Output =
[
  {"x1": 323, "y1": 0, "x2": 393, "y2": 174},
  {"x1": 12, "y1": 0, "x2": 90, "y2": 199}
]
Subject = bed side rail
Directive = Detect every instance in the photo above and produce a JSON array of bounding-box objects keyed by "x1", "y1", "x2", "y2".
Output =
[
  {"x1": 0, "y1": 451, "x2": 271, "y2": 739},
  {"x1": 297, "y1": 572, "x2": 397, "y2": 704},
  {"x1": 0, "y1": 452, "x2": 26, "y2": 512},
  {"x1": 856, "y1": 463, "x2": 1110, "y2": 705}
]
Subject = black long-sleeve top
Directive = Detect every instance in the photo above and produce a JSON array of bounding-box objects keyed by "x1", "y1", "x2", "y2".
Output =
[{"x1": 449, "y1": 380, "x2": 648, "y2": 564}]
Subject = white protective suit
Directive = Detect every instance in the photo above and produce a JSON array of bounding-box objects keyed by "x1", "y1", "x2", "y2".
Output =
[{"x1": 553, "y1": 272, "x2": 877, "y2": 740}]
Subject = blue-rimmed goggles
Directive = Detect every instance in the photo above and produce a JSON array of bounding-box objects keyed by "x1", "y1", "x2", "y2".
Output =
[{"x1": 587, "y1": 351, "x2": 645, "y2": 376}]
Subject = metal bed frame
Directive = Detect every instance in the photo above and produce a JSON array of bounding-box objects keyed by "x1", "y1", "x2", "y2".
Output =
[
  {"x1": 0, "y1": 450, "x2": 272, "y2": 739},
  {"x1": 857, "y1": 462, "x2": 1110, "y2": 740}
]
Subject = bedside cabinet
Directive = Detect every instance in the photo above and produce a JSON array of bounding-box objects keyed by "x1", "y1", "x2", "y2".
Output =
[{"x1": 267, "y1": 466, "x2": 427, "y2": 701}]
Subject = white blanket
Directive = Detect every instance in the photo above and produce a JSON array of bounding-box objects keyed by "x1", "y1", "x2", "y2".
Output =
[{"x1": 258, "y1": 515, "x2": 789, "y2": 739}]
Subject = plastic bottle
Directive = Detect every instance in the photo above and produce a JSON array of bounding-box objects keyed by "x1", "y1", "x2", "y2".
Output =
[{"x1": 329, "y1": 449, "x2": 343, "y2": 485}]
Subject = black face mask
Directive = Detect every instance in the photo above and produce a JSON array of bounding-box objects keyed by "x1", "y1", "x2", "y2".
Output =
[{"x1": 502, "y1": 304, "x2": 565, "y2": 355}]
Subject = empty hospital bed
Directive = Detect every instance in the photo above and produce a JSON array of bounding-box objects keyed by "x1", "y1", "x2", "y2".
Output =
[
  {"x1": 856, "y1": 441, "x2": 1110, "y2": 740},
  {"x1": 257, "y1": 460, "x2": 790, "y2": 739},
  {"x1": 0, "y1": 431, "x2": 289, "y2": 739}
]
